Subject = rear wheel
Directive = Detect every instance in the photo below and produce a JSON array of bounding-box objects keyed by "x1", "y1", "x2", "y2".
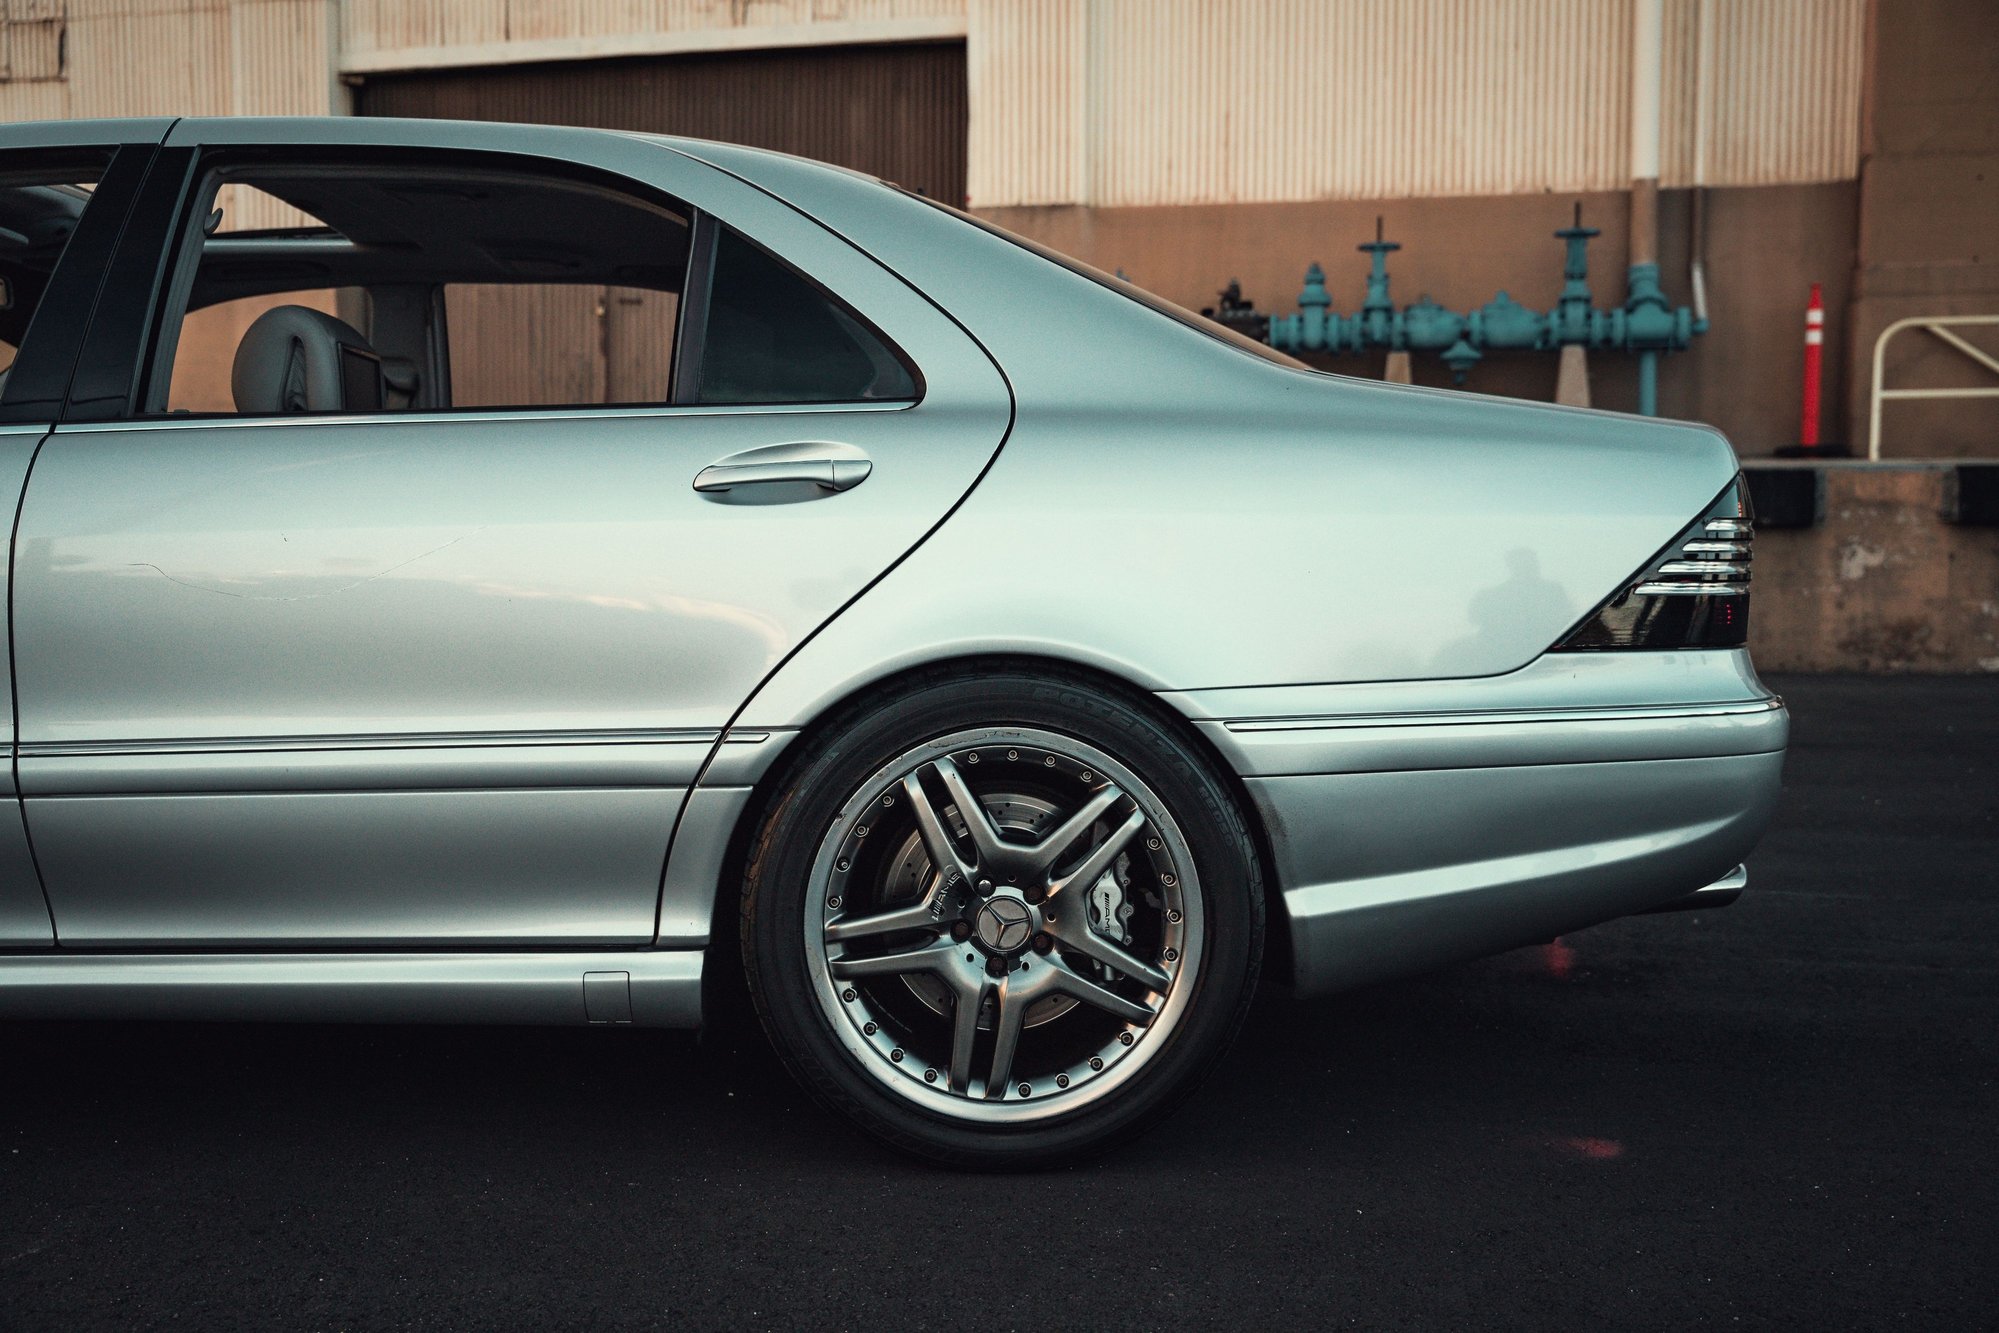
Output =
[{"x1": 741, "y1": 669, "x2": 1262, "y2": 1168}]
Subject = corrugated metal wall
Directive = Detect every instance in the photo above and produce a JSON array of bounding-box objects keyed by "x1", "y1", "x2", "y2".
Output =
[
  {"x1": 0, "y1": 0, "x2": 337, "y2": 125},
  {"x1": 966, "y1": 0, "x2": 1868, "y2": 209},
  {"x1": 355, "y1": 41, "x2": 968, "y2": 203},
  {"x1": 342, "y1": 0, "x2": 966, "y2": 63},
  {"x1": 0, "y1": 0, "x2": 1865, "y2": 214}
]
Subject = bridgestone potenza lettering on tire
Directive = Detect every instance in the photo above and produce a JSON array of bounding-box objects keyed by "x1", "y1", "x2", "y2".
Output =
[{"x1": 740, "y1": 668, "x2": 1264, "y2": 1168}]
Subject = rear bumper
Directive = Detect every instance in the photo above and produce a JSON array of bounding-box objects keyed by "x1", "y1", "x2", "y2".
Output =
[
  {"x1": 1246, "y1": 748, "x2": 1784, "y2": 997},
  {"x1": 1170, "y1": 654, "x2": 1789, "y2": 999}
]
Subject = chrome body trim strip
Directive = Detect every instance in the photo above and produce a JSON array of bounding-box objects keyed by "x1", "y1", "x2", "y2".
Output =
[
  {"x1": 1220, "y1": 698, "x2": 1782, "y2": 733},
  {"x1": 49, "y1": 400, "x2": 912, "y2": 434},
  {"x1": 0, "y1": 950, "x2": 704, "y2": 1027},
  {"x1": 1197, "y1": 697, "x2": 1788, "y2": 779},
  {"x1": 15, "y1": 728, "x2": 772, "y2": 796},
  {"x1": 1160, "y1": 649, "x2": 1775, "y2": 725},
  {"x1": 18, "y1": 727, "x2": 726, "y2": 756}
]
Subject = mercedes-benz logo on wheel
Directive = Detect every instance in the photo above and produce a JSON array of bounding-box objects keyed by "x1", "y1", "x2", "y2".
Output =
[{"x1": 975, "y1": 896, "x2": 1034, "y2": 953}]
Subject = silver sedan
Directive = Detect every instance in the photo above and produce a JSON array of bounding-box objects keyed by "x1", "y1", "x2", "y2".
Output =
[{"x1": 0, "y1": 117, "x2": 1785, "y2": 1166}]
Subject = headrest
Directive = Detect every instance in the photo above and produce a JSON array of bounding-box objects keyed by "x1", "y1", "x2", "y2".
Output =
[{"x1": 231, "y1": 305, "x2": 376, "y2": 415}]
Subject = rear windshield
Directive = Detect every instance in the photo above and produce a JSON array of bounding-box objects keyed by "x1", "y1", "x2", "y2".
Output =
[{"x1": 909, "y1": 192, "x2": 1307, "y2": 370}]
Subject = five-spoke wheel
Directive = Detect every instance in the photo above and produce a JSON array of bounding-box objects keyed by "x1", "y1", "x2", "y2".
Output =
[
  {"x1": 807, "y1": 730, "x2": 1202, "y2": 1116},
  {"x1": 743, "y1": 671, "x2": 1261, "y2": 1167}
]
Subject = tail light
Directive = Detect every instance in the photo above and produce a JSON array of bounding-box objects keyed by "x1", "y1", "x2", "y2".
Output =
[{"x1": 1555, "y1": 478, "x2": 1753, "y2": 651}]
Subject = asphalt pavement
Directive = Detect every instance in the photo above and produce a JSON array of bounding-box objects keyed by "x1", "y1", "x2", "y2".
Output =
[{"x1": 0, "y1": 674, "x2": 1994, "y2": 1329}]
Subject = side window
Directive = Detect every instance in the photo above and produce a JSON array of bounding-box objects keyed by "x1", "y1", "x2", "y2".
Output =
[
  {"x1": 445, "y1": 282, "x2": 677, "y2": 408},
  {"x1": 134, "y1": 151, "x2": 914, "y2": 418},
  {"x1": 0, "y1": 156, "x2": 111, "y2": 387},
  {"x1": 143, "y1": 158, "x2": 692, "y2": 417},
  {"x1": 166, "y1": 288, "x2": 358, "y2": 413},
  {"x1": 696, "y1": 224, "x2": 917, "y2": 405}
]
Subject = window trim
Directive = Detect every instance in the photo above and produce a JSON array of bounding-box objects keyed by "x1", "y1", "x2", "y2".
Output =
[
  {"x1": 0, "y1": 144, "x2": 154, "y2": 426},
  {"x1": 75, "y1": 141, "x2": 928, "y2": 425},
  {"x1": 72, "y1": 144, "x2": 700, "y2": 424},
  {"x1": 51, "y1": 397, "x2": 918, "y2": 436}
]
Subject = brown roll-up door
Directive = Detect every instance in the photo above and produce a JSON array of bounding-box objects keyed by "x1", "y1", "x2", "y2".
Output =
[{"x1": 355, "y1": 41, "x2": 967, "y2": 206}]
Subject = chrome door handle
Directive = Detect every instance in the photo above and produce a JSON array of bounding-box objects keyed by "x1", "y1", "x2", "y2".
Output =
[
  {"x1": 692, "y1": 458, "x2": 873, "y2": 493},
  {"x1": 691, "y1": 441, "x2": 873, "y2": 495}
]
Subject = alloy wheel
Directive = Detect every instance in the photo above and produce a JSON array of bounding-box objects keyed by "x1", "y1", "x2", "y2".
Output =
[{"x1": 803, "y1": 727, "x2": 1204, "y2": 1123}]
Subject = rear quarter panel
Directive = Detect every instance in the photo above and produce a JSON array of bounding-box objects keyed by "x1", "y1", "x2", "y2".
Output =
[{"x1": 677, "y1": 139, "x2": 1742, "y2": 717}]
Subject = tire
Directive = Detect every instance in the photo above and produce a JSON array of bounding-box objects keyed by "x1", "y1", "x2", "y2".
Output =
[{"x1": 741, "y1": 666, "x2": 1263, "y2": 1169}]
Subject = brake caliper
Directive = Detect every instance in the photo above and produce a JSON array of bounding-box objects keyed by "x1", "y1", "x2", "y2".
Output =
[{"x1": 1087, "y1": 852, "x2": 1136, "y2": 945}]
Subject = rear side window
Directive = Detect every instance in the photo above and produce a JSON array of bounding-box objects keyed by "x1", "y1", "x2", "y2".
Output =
[
  {"x1": 696, "y1": 225, "x2": 916, "y2": 405},
  {"x1": 141, "y1": 157, "x2": 694, "y2": 417}
]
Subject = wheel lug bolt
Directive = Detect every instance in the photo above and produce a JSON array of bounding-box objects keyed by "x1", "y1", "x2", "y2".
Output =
[
  {"x1": 1056, "y1": 1074, "x2": 1070, "y2": 1089},
  {"x1": 1119, "y1": 1031, "x2": 1135, "y2": 1046},
  {"x1": 1032, "y1": 934, "x2": 1052, "y2": 954},
  {"x1": 1163, "y1": 947, "x2": 1179, "y2": 962},
  {"x1": 951, "y1": 921, "x2": 972, "y2": 942},
  {"x1": 924, "y1": 1069, "x2": 937, "y2": 1084},
  {"x1": 1017, "y1": 1083, "x2": 1031, "y2": 1097},
  {"x1": 863, "y1": 1022, "x2": 878, "y2": 1036},
  {"x1": 1025, "y1": 886, "x2": 1045, "y2": 904},
  {"x1": 841, "y1": 988, "x2": 856, "y2": 1003},
  {"x1": 1089, "y1": 1056, "x2": 1104, "y2": 1071},
  {"x1": 890, "y1": 1048, "x2": 904, "y2": 1063},
  {"x1": 977, "y1": 879, "x2": 993, "y2": 896}
]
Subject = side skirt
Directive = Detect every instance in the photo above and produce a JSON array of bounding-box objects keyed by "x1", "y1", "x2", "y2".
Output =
[{"x1": 0, "y1": 950, "x2": 703, "y2": 1028}]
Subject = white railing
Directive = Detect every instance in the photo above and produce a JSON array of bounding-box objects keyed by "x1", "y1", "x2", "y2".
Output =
[{"x1": 1868, "y1": 314, "x2": 1999, "y2": 460}]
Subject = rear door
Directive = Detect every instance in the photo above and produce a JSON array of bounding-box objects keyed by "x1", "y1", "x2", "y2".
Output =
[
  {"x1": 0, "y1": 122, "x2": 169, "y2": 945},
  {"x1": 12, "y1": 119, "x2": 1009, "y2": 948}
]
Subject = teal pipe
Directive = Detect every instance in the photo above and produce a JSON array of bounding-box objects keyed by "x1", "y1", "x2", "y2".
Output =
[{"x1": 1261, "y1": 208, "x2": 1705, "y2": 415}]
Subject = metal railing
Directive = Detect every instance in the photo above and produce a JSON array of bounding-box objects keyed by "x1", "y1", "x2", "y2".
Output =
[{"x1": 1868, "y1": 314, "x2": 1999, "y2": 460}]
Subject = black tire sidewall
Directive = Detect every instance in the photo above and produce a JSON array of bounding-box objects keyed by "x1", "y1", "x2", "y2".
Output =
[{"x1": 741, "y1": 669, "x2": 1263, "y2": 1169}]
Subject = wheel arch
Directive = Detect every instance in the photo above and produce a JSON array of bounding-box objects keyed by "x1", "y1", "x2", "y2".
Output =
[{"x1": 696, "y1": 651, "x2": 1291, "y2": 1031}]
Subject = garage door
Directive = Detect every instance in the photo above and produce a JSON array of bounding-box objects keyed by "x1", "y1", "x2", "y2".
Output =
[{"x1": 354, "y1": 42, "x2": 967, "y2": 205}]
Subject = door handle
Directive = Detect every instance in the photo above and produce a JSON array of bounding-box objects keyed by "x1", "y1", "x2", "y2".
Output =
[
  {"x1": 692, "y1": 458, "x2": 872, "y2": 493},
  {"x1": 691, "y1": 441, "x2": 873, "y2": 495}
]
